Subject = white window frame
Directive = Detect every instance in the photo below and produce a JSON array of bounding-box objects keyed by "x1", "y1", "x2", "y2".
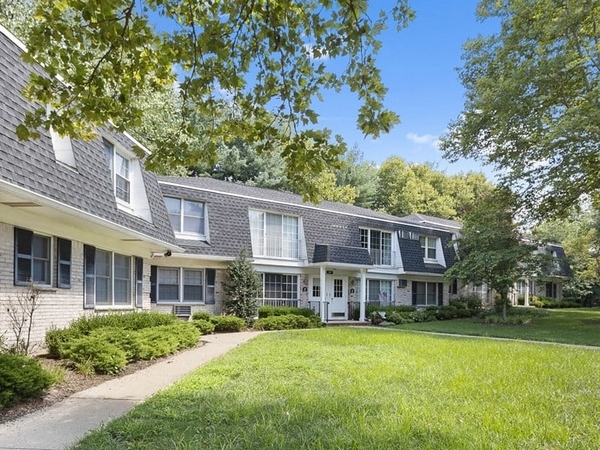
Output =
[
  {"x1": 360, "y1": 228, "x2": 392, "y2": 266},
  {"x1": 14, "y1": 228, "x2": 52, "y2": 286},
  {"x1": 367, "y1": 279, "x2": 393, "y2": 305},
  {"x1": 249, "y1": 210, "x2": 299, "y2": 260},
  {"x1": 261, "y1": 273, "x2": 299, "y2": 307},
  {"x1": 103, "y1": 138, "x2": 131, "y2": 205},
  {"x1": 156, "y1": 267, "x2": 207, "y2": 304},
  {"x1": 84, "y1": 246, "x2": 132, "y2": 308},
  {"x1": 420, "y1": 236, "x2": 437, "y2": 261},
  {"x1": 165, "y1": 197, "x2": 206, "y2": 239}
]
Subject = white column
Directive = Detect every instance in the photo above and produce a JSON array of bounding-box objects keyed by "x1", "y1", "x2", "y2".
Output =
[
  {"x1": 359, "y1": 269, "x2": 367, "y2": 321},
  {"x1": 524, "y1": 279, "x2": 530, "y2": 307},
  {"x1": 319, "y1": 266, "x2": 326, "y2": 321}
]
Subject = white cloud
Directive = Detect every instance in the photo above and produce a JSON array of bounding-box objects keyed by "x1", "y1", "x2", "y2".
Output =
[{"x1": 406, "y1": 132, "x2": 440, "y2": 148}]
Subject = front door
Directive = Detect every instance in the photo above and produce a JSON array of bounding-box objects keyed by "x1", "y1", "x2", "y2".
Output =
[{"x1": 326, "y1": 276, "x2": 347, "y2": 320}]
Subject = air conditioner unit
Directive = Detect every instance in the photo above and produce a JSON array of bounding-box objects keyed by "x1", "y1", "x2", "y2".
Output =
[
  {"x1": 173, "y1": 305, "x2": 192, "y2": 319},
  {"x1": 397, "y1": 279, "x2": 408, "y2": 288}
]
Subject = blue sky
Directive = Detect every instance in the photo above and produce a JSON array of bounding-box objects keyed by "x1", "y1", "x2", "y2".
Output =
[{"x1": 312, "y1": 0, "x2": 500, "y2": 178}]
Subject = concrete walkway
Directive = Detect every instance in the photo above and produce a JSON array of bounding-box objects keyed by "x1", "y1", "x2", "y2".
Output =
[{"x1": 0, "y1": 331, "x2": 262, "y2": 450}]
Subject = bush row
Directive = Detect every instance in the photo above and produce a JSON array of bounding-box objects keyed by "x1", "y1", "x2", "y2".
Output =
[
  {"x1": 0, "y1": 354, "x2": 55, "y2": 408},
  {"x1": 49, "y1": 322, "x2": 202, "y2": 374},
  {"x1": 530, "y1": 296, "x2": 582, "y2": 309}
]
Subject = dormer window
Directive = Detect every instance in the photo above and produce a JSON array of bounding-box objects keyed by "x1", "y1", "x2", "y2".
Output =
[
  {"x1": 103, "y1": 138, "x2": 130, "y2": 204},
  {"x1": 165, "y1": 197, "x2": 206, "y2": 238},
  {"x1": 360, "y1": 228, "x2": 392, "y2": 266},
  {"x1": 420, "y1": 236, "x2": 437, "y2": 260}
]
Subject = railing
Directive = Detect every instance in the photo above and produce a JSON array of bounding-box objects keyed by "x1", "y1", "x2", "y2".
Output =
[
  {"x1": 370, "y1": 250, "x2": 397, "y2": 267},
  {"x1": 260, "y1": 299, "x2": 299, "y2": 308}
]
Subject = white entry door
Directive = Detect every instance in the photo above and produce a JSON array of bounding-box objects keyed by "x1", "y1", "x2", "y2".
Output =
[{"x1": 326, "y1": 276, "x2": 347, "y2": 320}]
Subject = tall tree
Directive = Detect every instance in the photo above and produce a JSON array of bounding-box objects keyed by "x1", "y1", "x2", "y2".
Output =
[
  {"x1": 335, "y1": 146, "x2": 379, "y2": 208},
  {"x1": 441, "y1": 0, "x2": 600, "y2": 219},
  {"x1": 445, "y1": 189, "x2": 538, "y2": 321},
  {"x1": 222, "y1": 249, "x2": 262, "y2": 326},
  {"x1": 374, "y1": 156, "x2": 493, "y2": 219},
  {"x1": 16, "y1": 0, "x2": 415, "y2": 201}
]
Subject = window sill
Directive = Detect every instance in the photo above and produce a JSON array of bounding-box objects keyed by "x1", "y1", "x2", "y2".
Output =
[
  {"x1": 156, "y1": 302, "x2": 206, "y2": 306},
  {"x1": 94, "y1": 305, "x2": 135, "y2": 311}
]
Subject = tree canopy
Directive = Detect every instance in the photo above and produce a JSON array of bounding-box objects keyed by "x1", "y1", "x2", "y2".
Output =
[
  {"x1": 374, "y1": 156, "x2": 494, "y2": 220},
  {"x1": 445, "y1": 189, "x2": 538, "y2": 320},
  {"x1": 441, "y1": 0, "x2": 600, "y2": 219},
  {"x1": 14, "y1": 0, "x2": 414, "y2": 201}
]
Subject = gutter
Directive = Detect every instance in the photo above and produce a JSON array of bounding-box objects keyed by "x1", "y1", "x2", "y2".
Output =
[{"x1": 0, "y1": 179, "x2": 184, "y2": 252}]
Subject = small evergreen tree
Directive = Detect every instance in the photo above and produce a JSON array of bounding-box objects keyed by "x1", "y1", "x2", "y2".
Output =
[{"x1": 222, "y1": 249, "x2": 262, "y2": 326}]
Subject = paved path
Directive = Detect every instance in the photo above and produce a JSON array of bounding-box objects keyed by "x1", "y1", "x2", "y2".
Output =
[{"x1": 0, "y1": 331, "x2": 262, "y2": 450}]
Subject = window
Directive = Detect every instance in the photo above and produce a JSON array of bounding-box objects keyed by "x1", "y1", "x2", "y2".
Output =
[
  {"x1": 57, "y1": 238, "x2": 72, "y2": 288},
  {"x1": 360, "y1": 228, "x2": 392, "y2": 265},
  {"x1": 135, "y1": 257, "x2": 143, "y2": 307},
  {"x1": 367, "y1": 280, "x2": 393, "y2": 306},
  {"x1": 103, "y1": 138, "x2": 131, "y2": 203},
  {"x1": 84, "y1": 245, "x2": 132, "y2": 308},
  {"x1": 262, "y1": 274, "x2": 298, "y2": 307},
  {"x1": 165, "y1": 197, "x2": 205, "y2": 236},
  {"x1": 151, "y1": 267, "x2": 215, "y2": 304},
  {"x1": 14, "y1": 228, "x2": 51, "y2": 286},
  {"x1": 312, "y1": 278, "x2": 321, "y2": 298},
  {"x1": 334, "y1": 279, "x2": 343, "y2": 298},
  {"x1": 448, "y1": 279, "x2": 458, "y2": 295},
  {"x1": 546, "y1": 282, "x2": 558, "y2": 299},
  {"x1": 412, "y1": 281, "x2": 443, "y2": 306},
  {"x1": 249, "y1": 211, "x2": 299, "y2": 259},
  {"x1": 420, "y1": 236, "x2": 437, "y2": 260}
]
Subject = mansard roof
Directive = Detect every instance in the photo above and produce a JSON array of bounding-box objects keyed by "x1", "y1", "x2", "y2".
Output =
[{"x1": 0, "y1": 27, "x2": 176, "y2": 247}]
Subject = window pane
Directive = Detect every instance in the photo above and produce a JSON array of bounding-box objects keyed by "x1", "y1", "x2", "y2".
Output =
[
  {"x1": 165, "y1": 197, "x2": 182, "y2": 231},
  {"x1": 96, "y1": 278, "x2": 110, "y2": 304},
  {"x1": 116, "y1": 175, "x2": 130, "y2": 203},
  {"x1": 183, "y1": 200, "x2": 203, "y2": 216},
  {"x1": 249, "y1": 210, "x2": 265, "y2": 256},
  {"x1": 426, "y1": 282, "x2": 437, "y2": 305},
  {"x1": 59, "y1": 264, "x2": 71, "y2": 287},
  {"x1": 32, "y1": 259, "x2": 49, "y2": 284},
  {"x1": 183, "y1": 285, "x2": 203, "y2": 302},
  {"x1": 114, "y1": 254, "x2": 130, "y2": 279},
  {"x1": 265, "y1": 214, "x2": 283, "y2": 257},
  {"x1": 32, "y1": 235, "x2": 49, "y2": 258},
  {"x1": 159, "y1": 268, "x2": 178, "y2": 284},
  {"x1": 382, "y1": 232, "x2": 392, "y2": 265},
  {"x1": 183, "y1": 216, "x2": 204, "y2": 234},
  {"x1": 184, "y1": 269, "x2": 203, "y2": 286},
  {"x1": 115, "y1": 153, "x2": 129, "y2": 178},
  {"x1": 158, "y1": 268, "x2": 179, "y2": 302},
  {"x1": 114, "y1": 280, "x2": 130, "y2": 304},
  {"x1": 95, "y1": 250, "x2": 111, "y2": 277},
  {"x1": 368, "y1": 280, "x2": 380, "y2": 302},
  {"x1": 360, "y1": 229, "x2": 369, "y2": 248}
]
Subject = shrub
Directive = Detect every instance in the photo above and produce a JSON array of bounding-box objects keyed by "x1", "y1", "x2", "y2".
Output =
[
  {"x1": 192, "y1": 311, "x2": 211, "y2": 321},
  {"x1": 365, "y1": 304, "x2": 416, "y2": 317},
  {"x1": 192, "y1": 319, "x2": 215, "y2": 335},
  {"x1": 0, "y1": 354, "x2": 55, "y2": 408},
  {"x1": 222, "y1": 249, "x2": 262, "y2": 326},
  {"x1": 449, "y1": 295, "x2": 482, "y2": 312},
  {"x1": 63, "y1": 336, "x2": 127, "y2": 375},
  {"x1": 165, "y1": 323, "x2": 201, "y2": 349},
  {"x1": 69, "y1": 311, "x2": 177, "y2": 335},
  {"x1": 45, "y1": 327, "x2": 82, "y2": 359},
  {"x1": 210, "y1": 315, "x2": 246, "y2": 332},
  {"x1": 88, "y1": 327, "x2": 143, "y2": 362},
  {"x1": 253, "y1": 314, "x2": 314, "y2": 330},
  {"x1": 258, "y1": 306, "x2": 318, "y2": 318},
  {"x1": 134, "y1": 328, "x2": 180, "y2": 360},
  {"x1": 386, "y1": 311, "x2": 413, "y2": 324}
]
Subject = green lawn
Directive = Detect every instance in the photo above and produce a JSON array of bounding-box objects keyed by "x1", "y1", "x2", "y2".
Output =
[
  {"x1": 73, "y1": 328, "x2": 599, "y2": 450},
  {"x1": 400, "y1": 308, "x2": 600, "y2": 346}
]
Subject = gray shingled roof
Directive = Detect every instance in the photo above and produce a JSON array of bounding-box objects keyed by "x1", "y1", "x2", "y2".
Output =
[
  {"x1": 313, "y1": 245, "x2": 373, "y2": 266},
  {"x1": 546, "y1": 244, "x2": 572, "y2": 278},
  {"x1": 158, "y1": 176, "x2": 459, "y2": 274},
  {"x1": 0, "y1": 30, "x2": 176, "y2": 246}
]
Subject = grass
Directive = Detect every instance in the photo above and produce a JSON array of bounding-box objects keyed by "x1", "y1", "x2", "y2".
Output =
[
  {"x1": 72, "y1": 328, "x2": 600, "y2": 450},
  {"x1": 400, "y1": 308, "x2": 600, "y2": 346}
]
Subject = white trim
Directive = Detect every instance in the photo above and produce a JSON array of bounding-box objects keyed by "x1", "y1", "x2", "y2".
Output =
[
  {"x1": 0, "y1": 179, "x2": 183, "y2": 252},
  {"x1": 0, "y1": 24, "x2": 27, "y2": 51}
]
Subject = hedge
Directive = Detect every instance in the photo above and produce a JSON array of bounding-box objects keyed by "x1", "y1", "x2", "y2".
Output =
[{"x1": 0, "y1": 354, "x2": 55, "y2": 408}]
